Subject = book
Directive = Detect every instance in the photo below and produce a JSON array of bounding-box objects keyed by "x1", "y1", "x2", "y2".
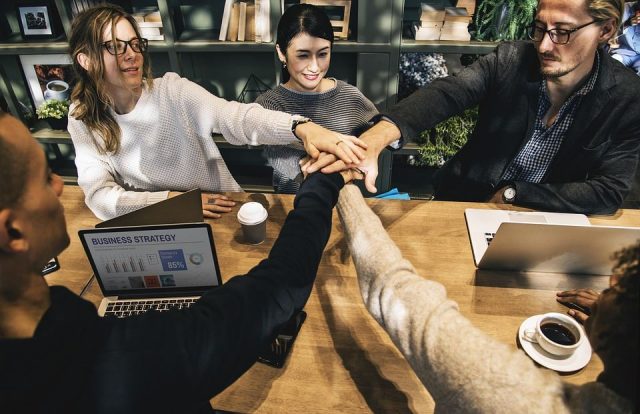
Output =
[
  {"x1": 219, "y1": 0, "x2": 236, "y2": 41},
  {"x1": 135, "y1": 12, "x2": 164, "y2": 41},
  {"x1": 238, "y1": 2, "x2": 247, "y2": 42},
  {"x1": 456, "y1": 0, "x2": 476, "y2": 16},
  {"x1": 228, "y1": 3, "x2": 240, "y2": 41},
  {"x1": 414, "y1": 23, "x2": 442, "y2": 41},
  {"x1": 420, "y1": 5, "x2": 445, "y2": 23},
  {"x1": 144, "y1": 11, "x2": 162, "y2": 23},
  {"x1": 255, "y1": 0, "x2": 262, "y2": 42},
  {"x1": 440, "y1": 20, "x2": 471, "y2": 41},
  {"x1": 246, "y1": 3, "x2": 256, "y2": 41},
  {"x1": 258, "y1": 0, "x2": 270, "y2": 43},
  {"x1": 444, "y1": 7, "x2": 472, "y2": 22}
]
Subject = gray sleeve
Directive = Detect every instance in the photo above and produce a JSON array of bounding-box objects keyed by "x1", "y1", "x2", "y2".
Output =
[{"x1": 336, "y1": 185, "x2": 571, "y2": 413}]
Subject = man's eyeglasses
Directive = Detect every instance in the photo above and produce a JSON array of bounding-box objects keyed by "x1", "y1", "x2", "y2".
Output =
[
  {"x1": 102, "y1": 38, "x2": 148, "y2": 55},
  {"x1": 528, "y1": 20, "x2": 600, "y2": 45}
]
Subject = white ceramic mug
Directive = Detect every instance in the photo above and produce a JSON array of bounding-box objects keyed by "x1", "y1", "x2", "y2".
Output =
[
  {"x1": 523, "y1": 312, "x2": 583, "y2": 357},
  {"x1": 44, "y1": 80, "x2": 70, "y2": 101}
]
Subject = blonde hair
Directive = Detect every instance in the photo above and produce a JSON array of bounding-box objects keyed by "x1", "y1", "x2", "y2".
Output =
[
  {"x1": 586, "y1": 0, "x2": 625, "y2": 29},
  {"x1": 69, "y1": 4, "x2": 153, "y2": 153}
]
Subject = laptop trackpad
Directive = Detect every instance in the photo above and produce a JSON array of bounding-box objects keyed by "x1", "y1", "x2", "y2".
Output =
[{"x1": 507, "y1": 212, "x2": 547, "y2": 223}]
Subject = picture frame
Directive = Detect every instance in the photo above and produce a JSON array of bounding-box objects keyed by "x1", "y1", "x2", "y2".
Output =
[
  {"x1": 16, "y1": 2, "x2": 56, "y2": 39},
  {"x1": 19, "y1": 54, "x2": 75, "y2": 108}
]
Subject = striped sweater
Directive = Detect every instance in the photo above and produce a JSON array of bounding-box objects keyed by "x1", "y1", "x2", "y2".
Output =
[{"x1": 256, "y1": 79, "x2": 378, "y2": 193}]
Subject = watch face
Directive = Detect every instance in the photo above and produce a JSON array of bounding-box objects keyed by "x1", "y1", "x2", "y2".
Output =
[{"x1": 504, "y1": 187, "x2": 516, "y2": 201}]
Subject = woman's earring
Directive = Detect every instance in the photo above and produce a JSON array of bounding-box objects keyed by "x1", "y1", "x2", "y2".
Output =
[{"x1": 281, "y1": 61, "x2": 287, "y2": 68}]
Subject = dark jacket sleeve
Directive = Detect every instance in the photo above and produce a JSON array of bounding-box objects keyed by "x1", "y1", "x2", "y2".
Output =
[
  {"x1": 93, "y1": 173, "x2": 344, "y2": 413},
  {"x1": 512, "y1": 127, "x2": 640, "y2": 215},
  {"x1": 188, "y1": 172, "x2": 344, "y2": 395},
  {"x1": 383, "y1": 43, "x2": 514, "y2": 142}
]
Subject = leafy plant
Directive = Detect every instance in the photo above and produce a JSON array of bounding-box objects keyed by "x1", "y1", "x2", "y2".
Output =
[
  {"x1": 36, "y1": 99, "x2": 69, "y2": 120},
  {"x1": 416, "y1": 107, "x2": 478, "y2": 167},
  {"x1": 474, "y1": 0, "x2": 538, "y2": 41}
]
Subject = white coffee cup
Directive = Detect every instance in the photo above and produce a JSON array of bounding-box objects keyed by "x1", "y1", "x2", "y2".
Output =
[
  {"x1": 44, "y1": 80, "x2": 70, "y2": 101},
  {"x1": 237, "y1": 202, "x2": 268, "y2": 244},
  {"x1": 523, "y1": 312, "x2": 583, "y2": 356}
]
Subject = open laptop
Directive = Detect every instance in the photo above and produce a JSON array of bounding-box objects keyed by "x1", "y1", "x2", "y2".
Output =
[
  {"x1": 96, "y1": 188, "x2": 203, "y2": 228},
  {"x1": 465, "y1": 208, "x2": 640, "y2": 275},
  {"x1": 79, "y1": 222, "x2": 222, "y2": 317}
]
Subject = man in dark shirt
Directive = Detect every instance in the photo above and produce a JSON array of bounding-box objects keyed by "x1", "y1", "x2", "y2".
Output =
[
  {"x1": 0, "y1": 112, "x2": 355, "y2": 413},
  {"x1": 308, "y1": 0, "x2": 640, "y2": 215}
]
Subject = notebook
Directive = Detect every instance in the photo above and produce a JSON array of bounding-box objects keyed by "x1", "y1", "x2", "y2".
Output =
[
  {"x1": 96, "y1": 188, "x2": 203, "y2": 228},
  {"x1": 79, "y1": 222, "x2": 222, "y2": 317},
  {"x1": 464, "y1": 208, "x2": 640, "y2": 275}
]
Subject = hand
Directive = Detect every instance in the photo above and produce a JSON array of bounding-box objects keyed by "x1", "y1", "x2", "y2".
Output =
[
  {"x1": 487, "y1": 187, "x2": 507, "y2": 204},
  {"x1": 299, "y1": 157, "x2": 364, "y2": 185},
  {"x1": 302, "y1": 120, "x2": 402, "y2": 193},
  {"x1": 556, "y1": 288, "x2": 600, "y2": 324},
  {"x1": 339, "y1": 168, "x2": 366, "y2": 185},
  {"x1": 201, "y1": 193, "x2": 236, "y2": 219},
  {"x1": 295, "y1": 122, "x2": 367, "y2": 165}
]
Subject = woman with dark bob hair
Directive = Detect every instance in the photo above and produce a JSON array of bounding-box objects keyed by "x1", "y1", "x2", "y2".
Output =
[{"x1": 257, "y1": 4, "x2": 380, "y2": 193}]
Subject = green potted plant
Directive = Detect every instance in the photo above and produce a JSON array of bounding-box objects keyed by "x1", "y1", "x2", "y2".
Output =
[
  {"x1": 415, "y1": 107, "x2": 478, "y2": 168},
  {"x1": 36, "y1": 99, "x2": 70, "y2": 130},
  {"x1": 474, "y1": 0, "x2": 538, "y2": 41}
]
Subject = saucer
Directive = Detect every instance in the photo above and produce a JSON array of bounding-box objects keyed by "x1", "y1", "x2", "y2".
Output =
[{"x1": 518, "y1": 314, "x2": 592, "y2": 372}]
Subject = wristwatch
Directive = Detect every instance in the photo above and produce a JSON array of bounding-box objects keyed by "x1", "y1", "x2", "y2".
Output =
[
  {"x1": 291, "y1": 115, "x2": 311, "y2": 140},
  {"x1": 502, "y1": 185, "x2": 517, "y2": 203}
]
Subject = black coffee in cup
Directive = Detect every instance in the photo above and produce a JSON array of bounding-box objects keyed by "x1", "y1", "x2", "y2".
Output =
[
  {"x1": 49, "y1": 83, "x2": 67, "y2": 91},
  {"x1": 540, "y1": 322, "x2": 577, "y2": 346}
]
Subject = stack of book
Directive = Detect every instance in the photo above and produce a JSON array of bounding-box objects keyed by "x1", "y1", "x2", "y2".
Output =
[
  {"x1": 415, "y1": 4, "x2": 445, "y2": 41},
  {"x1": 219, "y1": 0, "x2": 271, "y2": 42},
  {"x1": 133, "y1": 8, "x2": 164, "y2": 41},
  {"x1": 456, "y1": 0, "x2": 476, "y2": 18},
  {"x1": 440, "y1": 7, "x2": 471, "y2": 41}
]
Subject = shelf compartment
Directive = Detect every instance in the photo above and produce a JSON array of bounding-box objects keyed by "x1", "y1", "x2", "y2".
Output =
[{"x1": 401, "y1": 39, "x2": 499, "y2": 54}]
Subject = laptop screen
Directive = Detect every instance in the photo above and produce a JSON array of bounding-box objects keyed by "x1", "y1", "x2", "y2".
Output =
[{"x1": 79, "y1": 223, "x2": 222, "y2": 297}]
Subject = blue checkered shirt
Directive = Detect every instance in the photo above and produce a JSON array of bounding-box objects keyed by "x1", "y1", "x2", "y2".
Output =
[{"x1": 502, "y1": 54, "x2": 600, "y2": 183}]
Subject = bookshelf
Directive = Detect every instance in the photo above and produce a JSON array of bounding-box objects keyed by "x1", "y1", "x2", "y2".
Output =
[{"x1": 0, "y1": 0, "x2": 499, "y2": 196}]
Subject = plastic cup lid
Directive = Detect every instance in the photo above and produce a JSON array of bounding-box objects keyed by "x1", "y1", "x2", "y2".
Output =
[{"x1": 237, "y1": 202, "x2": 267, "y2": 225}]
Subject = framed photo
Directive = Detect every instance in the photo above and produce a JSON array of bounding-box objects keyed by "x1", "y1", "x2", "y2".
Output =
[
  {"x1": 19, "y1": 54, "x2": 76, "y2": 108},
  {"x1": 17, "y1": 3, "x2": 56, "y2": 39}
]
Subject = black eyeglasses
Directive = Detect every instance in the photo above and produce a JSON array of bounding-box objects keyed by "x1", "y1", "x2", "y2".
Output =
[
  {"x1": 528, "y1": 20, "x2": 600, "y2": 45},
  {"x1": 102, "y1": 38, "x2": 148, "y2": 55}
]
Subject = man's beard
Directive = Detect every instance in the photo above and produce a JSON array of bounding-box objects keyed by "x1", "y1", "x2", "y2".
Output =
[{"x1": 538, "y1": 51, "x2": 584, "y2": 79}]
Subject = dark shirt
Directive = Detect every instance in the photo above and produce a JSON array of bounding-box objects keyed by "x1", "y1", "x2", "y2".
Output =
[
  {"x1": 502, "y1": 53, "x2": 600, "y2": 183},
  {"x1": 0, "y1": 172, "x2": 344, "y2": 414},
  {"x1": 385, "y1": 41, "x2": 640, "y2": 214}
]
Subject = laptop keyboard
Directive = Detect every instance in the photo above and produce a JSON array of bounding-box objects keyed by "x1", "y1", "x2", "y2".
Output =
[
  {"x1": 485, "y1": 232, "x2": 496, "y2": 245},
  {"x1": 103, "y1": 297, "x2": 198, "y2": 318}
]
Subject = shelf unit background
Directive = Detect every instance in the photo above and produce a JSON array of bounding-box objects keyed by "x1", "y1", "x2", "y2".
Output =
[{"x1": 1, "y1": 0, "x2": 498, "y2": 196}]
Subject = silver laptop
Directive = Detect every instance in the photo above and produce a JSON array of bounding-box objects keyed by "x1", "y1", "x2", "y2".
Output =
[
  {"x1": 79, "y1": 223, "x2": 222, "y2": 317},
  {"x1": 465, "y1": 208, "x2": 640, "y2": 275}
]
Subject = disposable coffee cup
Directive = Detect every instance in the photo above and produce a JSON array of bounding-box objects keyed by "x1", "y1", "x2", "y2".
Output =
[
  {"x1": 237, "y1": 202, "x2": 268, "y2": 244},
  {"x1": 523, "y1": 312, "x2": 583, "y2": 356}
]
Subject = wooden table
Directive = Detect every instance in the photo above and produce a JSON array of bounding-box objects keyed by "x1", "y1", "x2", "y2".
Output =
[{"x1": 52, "y1": 185, "x2": 640, "y2": 413}]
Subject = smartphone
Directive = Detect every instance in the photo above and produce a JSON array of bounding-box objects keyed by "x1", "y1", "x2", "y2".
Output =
[
  {"x1": 560, "y1": 301, "x2": 591, "y2": 316},
  {"x1": 42, "y1": 257, "x2": 60, "y2": 276},
  {"x1": 257, "y1": 310, "x2": 306, "y2": 368}
]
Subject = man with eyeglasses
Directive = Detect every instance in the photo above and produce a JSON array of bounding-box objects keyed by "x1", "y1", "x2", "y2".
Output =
[{"x1": 314, "y1": 0, "x2": 639, "y2": 215}]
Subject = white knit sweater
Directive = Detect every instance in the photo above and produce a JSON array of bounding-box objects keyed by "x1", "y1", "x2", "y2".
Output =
[
  {"x1": 68, "y1": 72, "x2": 297, "y2": 220},
  {"x1": 336, "y1": 184, "x2": 632, "y2": 413}
]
